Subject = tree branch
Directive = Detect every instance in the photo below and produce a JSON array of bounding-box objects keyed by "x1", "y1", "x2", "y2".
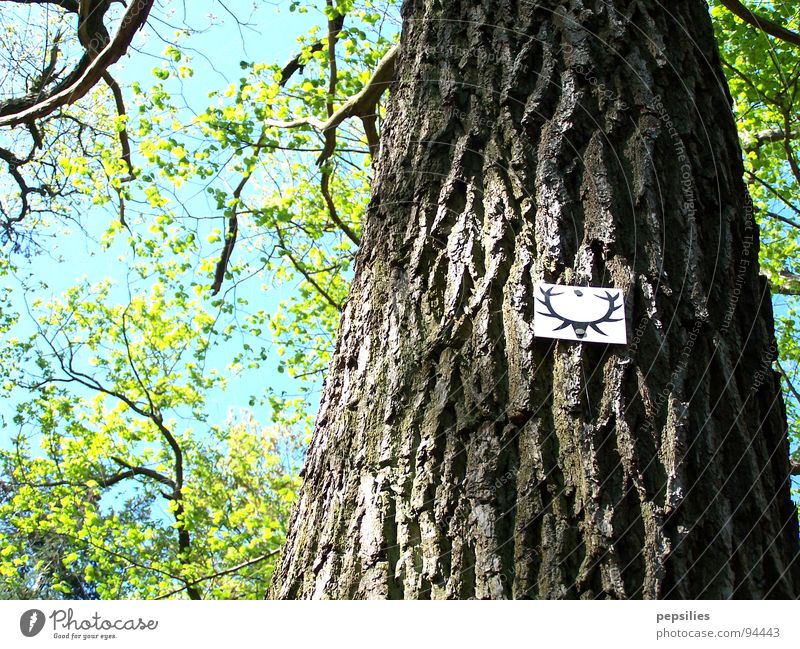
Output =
[
  {"x1": 321, "y1": 167, "x2": 359, "y2": 245},
  {"x1": 0, "y1": 144, "x2": 52, "y2": 227},
  {"x1": 746, "y1": 171, "x2": 800, "y2": 218},
  {"x1": 29, "y1": 38, "x2": 63, "y2": 96},
  {"x1": 273, "y1": 219, "x2": 342, "y2": 312},
  {"x1": 155, "y1": 549, "x2": 280, "y2": 599},
  {"x1": 776, "y1": 360, "x2": 800, "y2": 404},
  {"x1": 2, "y1": 0, "x2": 80, "y2": 10},
  {"x1": 765, "y1": 210, "x2": 800, "y2": 230},
  {"x1": 108, "y1": 456, "x2": 176, "y2": 490},
  {"x1": 782, "y1": 111, "x2": 800, "y2": 186},
  {"x1": 360, "y1": 113, "x2": 380, "y2": 159},
  {"x1": 19, "y1": 459, "x2": 174, "y2": 495},
  {"x1": 60, "y1": 531, "x2": 180, "y2": 582},
  {"x1": 743, "y1": 126, "x2": 800, "y2": 151},
  {"x1": 0, "y1": 0, "x2": 154, "y2": 126},
  {"x1": 264, "y1": 43, "x2": 398, "y2": 165},
  {"x1": 278, "y1": 14, "x2": 344, "y2": 86},
  {"x1": 210, "y1": 131, "x2": 265, "y2": 295},
  {"x1": 102, "y1": 71, "x2": 135, "y2": 180},
  {"x1": 719, "y1": 0, "x2": 800, "y2": 48},
  {"x1": 117, "y1": 309, "x2": 194, "y2": 597},
  {"x1": 34, "y1": 321, "x2": 200, "y2": 598},
  {"x1": 279, "y1": 43, "x2": 323, "y2": 86}
]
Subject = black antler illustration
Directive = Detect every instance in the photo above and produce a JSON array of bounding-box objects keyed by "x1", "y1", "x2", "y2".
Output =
[
  {"x1": 536, "y1": 286, "x2": 623, "y2": 339},
  {"x1": 536, "y1": 287, "x2": 570, "y2": 330}
]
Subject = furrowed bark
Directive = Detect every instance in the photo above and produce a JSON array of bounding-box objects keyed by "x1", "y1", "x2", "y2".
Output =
[{"x1": 271, "y1": 0, "x2": 800, "y2": 599}]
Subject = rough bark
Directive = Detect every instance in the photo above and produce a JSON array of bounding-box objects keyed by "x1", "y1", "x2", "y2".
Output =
[{"x1": 271, "y1": 0, "x2": 800, "y2": 599}]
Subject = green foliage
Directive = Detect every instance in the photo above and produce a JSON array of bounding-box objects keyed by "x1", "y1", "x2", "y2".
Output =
[
  {"x1": 0, "y1": 272, "x2": 301, "y2": 598},
  {"x1": 710, "y1": 0, "x2": 800, "y2": 460},
  {"x1": 0, "y1": 411, "x2": 301, "y2": 598},
  {"x1": 123, "y1": 0, "x2": 397, "y2": 426}
]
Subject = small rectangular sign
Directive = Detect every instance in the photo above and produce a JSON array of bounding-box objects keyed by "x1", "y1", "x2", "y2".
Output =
[{"x1": 534, "y1": 282, "x2": 627, "y2": 344}]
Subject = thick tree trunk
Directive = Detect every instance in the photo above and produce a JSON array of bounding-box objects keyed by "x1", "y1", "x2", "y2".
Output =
[{"x1": 272, "y1": 0, "x2": 800, "y2": 598}]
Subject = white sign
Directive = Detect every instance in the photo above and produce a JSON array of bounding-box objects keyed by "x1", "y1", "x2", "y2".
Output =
[{"x1": 534, "y1": 282, "x2": 627, "y2": 344}]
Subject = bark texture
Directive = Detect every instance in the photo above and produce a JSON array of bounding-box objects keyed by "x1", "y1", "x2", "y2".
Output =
[{"x1": 271, "y1": 0, "x2": 800, "y2": 598}]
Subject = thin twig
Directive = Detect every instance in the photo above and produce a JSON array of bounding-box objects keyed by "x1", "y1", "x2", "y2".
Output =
[{"x1": 155, "y1": 549, "x2": 280, "y2": 599}]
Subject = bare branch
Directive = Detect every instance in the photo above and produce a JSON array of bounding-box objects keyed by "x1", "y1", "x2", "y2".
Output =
[
  {"x1": 102, "y1": 71, "x2": 135, "y2": 180},
  {"x1": 0, "y1": 0, "x2": 155, "y2": 126},
  {"x1": 29, "y1": 38, "x2": 63, "y2": 96},
  {"x1": 765, "y1": 210, "x2": 800, "y2": 230},
  {"x1": 0, "y1": 144, "x2": 52, "y2": 228},
  {"x1": 321, "y1": 167, "x2": 359, "y2": 245}
]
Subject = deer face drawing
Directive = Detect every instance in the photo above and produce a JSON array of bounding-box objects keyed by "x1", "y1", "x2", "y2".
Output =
[{"x1": 535, "y1": 284, "x2": 625, "y2": 343}]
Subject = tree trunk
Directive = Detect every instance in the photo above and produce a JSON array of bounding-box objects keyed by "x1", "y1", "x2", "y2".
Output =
[{"x1": 271, "y1": 0, "x2": 800, "y2": 599}]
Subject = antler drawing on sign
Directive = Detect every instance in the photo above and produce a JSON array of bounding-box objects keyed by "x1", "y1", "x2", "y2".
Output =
[{"x1": 536, "y1": 286, "x2": 623, "y2": 338}]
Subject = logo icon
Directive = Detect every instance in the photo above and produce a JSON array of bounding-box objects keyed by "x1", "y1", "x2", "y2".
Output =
[
  {"x1": 20, "y1": 609, "x2": 45, "y2": 637},
  {"x1": 533, "y1": 282, "x2": 628, "y2": 344}
]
